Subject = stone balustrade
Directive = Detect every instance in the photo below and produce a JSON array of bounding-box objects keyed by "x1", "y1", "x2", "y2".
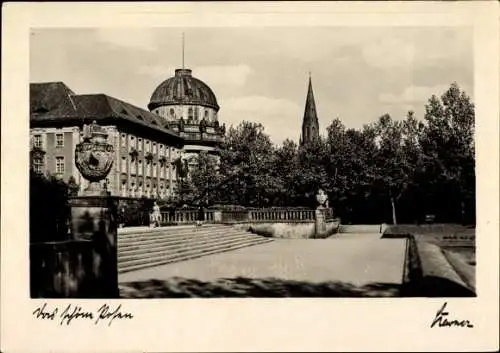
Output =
[
  {"x1": 161, "y1": 209, "x2": 216, "y2": 224},
  {"x1": 248, "y1": 208, "x2": 315, "y2": 222},
  {"x1": 159, "y1": 207, "x2": 328, "y2": 225}
]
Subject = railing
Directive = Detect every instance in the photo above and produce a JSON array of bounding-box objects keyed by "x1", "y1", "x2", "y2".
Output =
[
  {"x1": 159, "y1": 207, "x2": 328, "y2": 225},
  {"x1": 161, "y1": 209, "x2": 215, "y2": 224},
  {"x1": 248, "y1": 208, "x2": 315, "y2": 222},
  {"x1": 178, "y1": 131, "x2": 224, "y2": 143},
  {"x1": 221, "y1": 209, "x2": 248, "y2": 224}
]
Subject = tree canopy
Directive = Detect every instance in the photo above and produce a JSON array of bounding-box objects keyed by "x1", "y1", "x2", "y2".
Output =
[{"x1": 176, "y1": 82, "x2": 475, "y2": 224}]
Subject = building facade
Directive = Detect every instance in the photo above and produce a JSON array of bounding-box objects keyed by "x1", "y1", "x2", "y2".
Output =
[{"x1": 30, "y1": 82, "x2": 185, "y2": 199}]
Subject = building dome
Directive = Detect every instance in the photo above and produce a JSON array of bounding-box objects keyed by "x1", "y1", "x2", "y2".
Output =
[{"x1": 148, "y1": 69, "x2": 219, "y2": 112}]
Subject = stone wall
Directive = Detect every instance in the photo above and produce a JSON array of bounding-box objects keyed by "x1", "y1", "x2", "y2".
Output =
[{"x1": 237, "y1": 219, "x2": 339, "y2": 239}]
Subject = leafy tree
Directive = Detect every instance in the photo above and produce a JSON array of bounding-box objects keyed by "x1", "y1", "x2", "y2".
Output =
[
  {"x1": 295, "y1": 137, "x2": 329, "y2": 207},
  {"x1": 218, "y1": 121, "x2": 279, "y2": 207},
  {"x1": 419, "y1": 82, "x2": 475, "y2": 223},
  {"x1": 30, "y1": 170, "x2": 72, "y2": 242},
  {"x1": 272, "y1": 139, "x2": 300, "y2": 206},
  {"x1": 185, "y1": 152, "x2": 221, "y2": 205},
  {"x1": 372, "y1": 113, "x2": 422, "y2": 224},
  {"x1": 67, "y1": 176, "x2": 79, "y2": 197}
]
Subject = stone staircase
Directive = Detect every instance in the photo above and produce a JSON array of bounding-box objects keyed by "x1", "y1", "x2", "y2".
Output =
[
  {"x1": 117, "y1": 225, "x2": 273, "y2": 273},
  {"x1": 338, "y1": 224, "x2": 382, "y2": 234}
]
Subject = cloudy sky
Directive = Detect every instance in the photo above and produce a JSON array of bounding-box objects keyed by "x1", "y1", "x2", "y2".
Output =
[{"x1": 30, "y1": 27, "x2": 473, "y2": 145}]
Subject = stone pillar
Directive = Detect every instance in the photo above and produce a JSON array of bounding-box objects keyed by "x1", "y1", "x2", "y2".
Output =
[
  {"x1": 213, "y1": 210, "x2": 222, "y2": 223},
  {"x1": 314, "y1": 208, "x2": 326, "y2": 238},
  {"x1": 70, "y1": 120, "x2": 118, "y2": 298},
  {"x1": 69, "y1": 195, "x2": 119, "y2": 298}
]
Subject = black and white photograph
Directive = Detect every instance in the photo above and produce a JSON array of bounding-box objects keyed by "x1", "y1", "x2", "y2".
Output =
[
  {"x1": 1, "y1": 2, "x2": 499, "y2": 352},
  {"x1": 28, "y1": 25, "x2": 477, "y2": 299}
]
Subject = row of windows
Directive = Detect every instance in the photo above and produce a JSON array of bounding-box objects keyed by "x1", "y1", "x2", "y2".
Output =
[
  {"x1": 155, "y1": 106, "x2": 215, "y2": 121},
  {"x1": 121, "y1": 186, "x2": 174, "y2": 198},
  {"x1": 120, "y1": 134, "x2": 178, "y2": 155},
  {"x1": 33, "y1": 134, "x2": 64, "y2": 148},
  {"x1": 120, "y1": 157, "x2": 174, "y2": 178},
  {"x1": 32, "y1": 156, "x2": 65, "y2": 174}
]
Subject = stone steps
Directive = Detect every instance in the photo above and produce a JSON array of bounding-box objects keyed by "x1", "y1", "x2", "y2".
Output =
[
  {"x1": 118, "y1": 231, "x2": 260, "y2": 259},
  {"x1": 117, "y1": 225, "x2": 273, "y2": 274},
  {"x1": 118, "y1": 225, "x2": 219, "y2": 239},
  {"x1": 118, "y1": 227, "x2": 236, "y2": 248}
]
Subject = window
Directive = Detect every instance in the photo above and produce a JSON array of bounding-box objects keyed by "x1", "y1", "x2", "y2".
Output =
[
  {"x1": 130, "y1": 160, "x2": 136, "y2": 174},
  {"x1": 170, "y1": 108, "x2": 175, "y2": 118},
  {"x1": 145, "y1": 140, "x2": 150, "y2": 152},
  {"x1": 33, "y1": 135, "x2": 42, "y2": 148},
  {"x1": 33, "y1": 157, "x2": 44, "y2": 173},
  {"x1": 55, "y1": 156, "x2": 65, "y2": 174},
  {"x1": 188, "y1": 107, "x2": 193, "y2": 120},
  {"x1": 194, "y1": 107, "x2": 199, "y2": 121},
  {"x1": 159, "y1": 144, "x2": 164, "y2": 156},
  {"x1": 204, "y1": 110, "x2": 209, "y2": 119},
  {"x1": 153, "y1": 142, "x2": 157, "y2": 154},
  {"x1": 56, "y1": 134, "x2": 64, "y2": 148},
  {"x1": 121, "y1": 134, "x2": 127, "y2": 147},
  {"x1": 121, "y1": 157, "x2": 127, "y2": 172},
  {"x1": 129, "y1": 135, "x2": 136, "y2": 149},
  {"x1": 138, "y1": 160, "x2": 143, "y2": 175},
  {"x1": 138, "y1": 138, "x2": 142, "y2": 151},
  {"x1": 153, "y1": 163, "x2": 157, "y2": 177}
]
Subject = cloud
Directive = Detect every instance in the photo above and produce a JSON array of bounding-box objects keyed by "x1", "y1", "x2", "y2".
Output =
[
  {"x1": 95, "y1": 28, "x2": 158, "y2": 52},
  {"x1": 379, "y1": 84, "x2": 451, "y2": 104},
  {"x1": 137, "y1": 64, "x2": 254, "y2": 88},
  {"x1": 196, "y1": 64, "x2": 254, "y2": 87},
  {"x1": 137, "y1": 65, "x2": 176, "y2": 77},
  {"x1": 219, "y1": 96, "x2": 302, "y2": 145},
  {"x1": 362, "y1": 37, "x2": 416, "y2": 69}
]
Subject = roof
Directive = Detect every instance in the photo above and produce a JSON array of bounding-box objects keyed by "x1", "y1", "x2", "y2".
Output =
[
  {"x1": 30, "y1": 82, "x2": 183, "y2": 145},
  {"x1": 30, "y1": 82, "x2": 79, "y2": 119},
  {"x1": 148, "y1": 68, "x2": 220, "y2": 111}
]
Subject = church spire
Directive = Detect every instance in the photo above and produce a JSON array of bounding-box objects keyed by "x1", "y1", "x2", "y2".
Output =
[{"x1": 300, "y1": 73, "x2": 319, "y2": 146}]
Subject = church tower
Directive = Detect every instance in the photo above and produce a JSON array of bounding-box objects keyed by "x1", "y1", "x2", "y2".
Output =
[{"x1": 300, "y1": 74, "x2": 320, "y2": 146}]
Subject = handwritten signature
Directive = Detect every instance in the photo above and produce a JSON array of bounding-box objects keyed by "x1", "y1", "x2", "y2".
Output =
[
  {"x1": 430, "y1": 302, "x2": 474, "y2": 328},
  {"x1": 33, "y1": 303, "x2": 133, "y2": 326}
]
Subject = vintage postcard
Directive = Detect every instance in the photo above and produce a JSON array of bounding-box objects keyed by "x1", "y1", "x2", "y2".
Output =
[{"x1": 1, "y1": 1, "x2": 499, "y2": 352}]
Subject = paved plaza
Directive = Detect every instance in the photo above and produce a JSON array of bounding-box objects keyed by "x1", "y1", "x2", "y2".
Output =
[{"x1": 119, "y1": 233, "x2": 407, "y2": 297}]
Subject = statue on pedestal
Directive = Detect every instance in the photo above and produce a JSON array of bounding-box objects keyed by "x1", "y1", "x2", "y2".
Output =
[
  {"x1": 316, "y1": 189, "x2": 328, "y2": 209},
  {"x1": 314, "y1": 189, "x2": 329, "y2": 238}
]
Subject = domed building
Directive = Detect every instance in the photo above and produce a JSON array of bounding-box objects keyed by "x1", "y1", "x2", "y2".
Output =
[{"x1": 148, "y1": 68, "x2": 225, "y2": 167}]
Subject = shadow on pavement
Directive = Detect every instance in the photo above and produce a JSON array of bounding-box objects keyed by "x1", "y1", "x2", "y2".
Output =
[
  {"x1": 401, "y1": 276, "x2": 475, "y2": 297},
  {"x1": 119, "y1": 277, "x2": 401, "y2": 298}
]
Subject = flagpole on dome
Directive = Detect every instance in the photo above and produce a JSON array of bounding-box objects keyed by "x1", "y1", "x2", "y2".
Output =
[{"x1": 182, "y1": 32, "x2": 185, "y2": 69}]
